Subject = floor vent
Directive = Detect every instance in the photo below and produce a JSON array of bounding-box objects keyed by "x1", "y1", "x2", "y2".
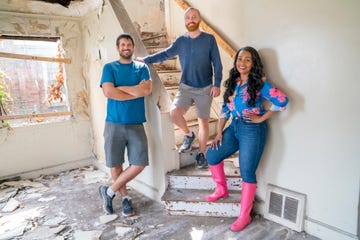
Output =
[{"x1": 264, "y1": 184, "x2": 306, "y2": 232}]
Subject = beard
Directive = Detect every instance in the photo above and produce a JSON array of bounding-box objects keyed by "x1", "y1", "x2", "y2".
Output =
[
  {"x1": 120, "y1": 51, "x2": 133, "y2": 60},
  {"x1": 185, "y1": 21, "x2": 200, "y2": 32}
]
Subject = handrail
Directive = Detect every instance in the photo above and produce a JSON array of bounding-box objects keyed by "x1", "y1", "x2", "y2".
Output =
[{"x1": 174, "y1": 0, "x2": 237, "y2": 58}]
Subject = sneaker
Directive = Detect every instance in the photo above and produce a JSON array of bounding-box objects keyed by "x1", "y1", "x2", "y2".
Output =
[
  {"x1": 196, "y1": 153, "x2": 208, "y2": 169},
  {"x1": 98, "y1": 185, "x2": 114, "y2": 214},
  {"x1": 179, "y1": 132, "x2": 195, "y2": 153},
  {"x1": 122, "y1": 198, "x2": 135, "y2": 217}
]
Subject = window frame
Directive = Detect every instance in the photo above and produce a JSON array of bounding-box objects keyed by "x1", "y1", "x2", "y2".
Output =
[{"x1": 0, "y1": 35, "x2": 72, "y2": 127}]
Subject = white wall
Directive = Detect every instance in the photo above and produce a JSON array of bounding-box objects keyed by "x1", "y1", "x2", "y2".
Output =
[
  {"x1": 166, "y1": 0, "x2": 359, "y2": 239},
  {"x1": 122, "y1": 0, "x2": 166, "y2": 33},
  {"x1": 0, "y1": 12, "x2": 94, "y2": 179}
]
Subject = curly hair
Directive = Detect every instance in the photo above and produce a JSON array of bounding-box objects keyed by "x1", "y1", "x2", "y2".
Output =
[{"x1": 223, "y1": 46, "x2": 265, "y2": 107}]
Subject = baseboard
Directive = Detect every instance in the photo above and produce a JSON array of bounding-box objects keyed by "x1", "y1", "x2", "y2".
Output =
[
  {"x1": 305, "y1": 217, "x2": 358, "y2": 240},
  {"x1": 0, "y1": 157, "x2": 95, "y2": 181},
  {"x1": 255, "y1": 200, "x2": 358, "y2": 240}
]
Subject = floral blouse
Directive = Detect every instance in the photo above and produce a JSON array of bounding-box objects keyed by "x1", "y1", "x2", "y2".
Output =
[{"x1": 219, "y1": 79, "x2": 289, "y2": 119}]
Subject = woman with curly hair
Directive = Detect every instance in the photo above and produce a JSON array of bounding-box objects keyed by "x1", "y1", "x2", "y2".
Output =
[{"x1": 205, "y1": 46, "x2": 288, "y2": 231}]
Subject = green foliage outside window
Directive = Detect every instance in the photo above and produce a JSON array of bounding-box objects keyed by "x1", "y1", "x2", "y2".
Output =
[{"x1": 0, "y1": 69, "x2": 13, "y2": 129}]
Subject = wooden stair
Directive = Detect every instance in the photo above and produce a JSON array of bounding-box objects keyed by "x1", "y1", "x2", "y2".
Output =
[{"x1": 161, "y1": 160, "x2": 243, "y2": 217}]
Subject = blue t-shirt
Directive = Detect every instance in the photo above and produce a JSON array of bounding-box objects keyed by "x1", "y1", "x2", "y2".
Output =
[
  {"x1": 144, "y1": 32, "x2": 222, "y2": 88},
  {"x1": 100, "y1": 60, "x2": 150, "y2": 124}
]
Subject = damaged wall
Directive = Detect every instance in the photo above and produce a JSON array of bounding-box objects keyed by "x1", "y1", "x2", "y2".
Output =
[
  {"x1": 0, "y1": 12, "x2": 94, "y2": 178},
  {"x1": 165, "y1": 0, "x2": 360, "y2": 239},
  {"x1": 122, "y1": 0, "x2": 166, "y2": 34}
]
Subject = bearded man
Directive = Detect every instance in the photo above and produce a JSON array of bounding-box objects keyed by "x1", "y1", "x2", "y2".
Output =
[
  {"x1": 98, "y1": 33, "x2": 152, "y2": 216},
  {"x1": 136, "y1": 7, "x2": 223, "y2": 169}
]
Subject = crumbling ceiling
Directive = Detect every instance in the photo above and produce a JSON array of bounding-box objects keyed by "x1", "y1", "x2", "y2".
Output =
[{"x1": 0, "y1": 0, "x2": 103, "y2": 17}]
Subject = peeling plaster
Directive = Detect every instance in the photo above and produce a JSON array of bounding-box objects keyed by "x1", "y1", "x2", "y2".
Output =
[
  {"x1": 76, "y1": 90, "x2": 89, "y2": 116},
  {"x1": 0, "y1": 0, "x2": 104, "y2": 18}
]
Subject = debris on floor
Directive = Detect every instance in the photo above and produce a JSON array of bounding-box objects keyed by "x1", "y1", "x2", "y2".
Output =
[
  {"x1": 0, "y1": 166, "x2": 110, "y2": 240},
  {"x1": 99, "y1": 214, "x2": 118, "y2": 224},
  {"x1": 0, "y1": 166, "x2": 320, "y2": 240}
]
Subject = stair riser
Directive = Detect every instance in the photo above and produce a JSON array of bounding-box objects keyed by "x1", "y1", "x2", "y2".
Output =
[
  {"x1": 158, "y1": 71, "x2": 181, "y2": 86},
  {"x1": 162, "y1": 200, "x2": 240, "y2": 217},
  {"x1": 179, "y1": 150, "x2": 198, "y2": 167},
  {"x1": 168, "y1": 175, "x2": 242, "y2": 191},
  {"x1": 141, "y1": 32, "x2": 168, "y2": 47},
  {"x1": 153, "y1": 59, "x2": 178, "y2": 71}
]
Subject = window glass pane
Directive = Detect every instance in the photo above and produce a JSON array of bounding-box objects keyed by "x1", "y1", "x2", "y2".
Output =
[{"x1": 0, "y1": 38, "x2": 70, "y2": 127}]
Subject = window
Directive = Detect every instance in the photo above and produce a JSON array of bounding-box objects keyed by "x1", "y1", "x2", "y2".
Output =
[{"x1": 0, "y1": 36, "x2": 71, "y2": 128}]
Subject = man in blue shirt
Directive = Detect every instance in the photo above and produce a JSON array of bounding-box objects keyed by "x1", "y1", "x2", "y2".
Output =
[
  {"x1": 137, "y1": 7, "x2": 223, "y2": 169},
  {"x1": 98, "y1": 33, "x2": 152, "y2": 216}
]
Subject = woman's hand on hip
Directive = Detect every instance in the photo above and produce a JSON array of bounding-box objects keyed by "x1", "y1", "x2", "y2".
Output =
[{"x1": 211, "y1": 133, "x2": 223, "y2": 150}]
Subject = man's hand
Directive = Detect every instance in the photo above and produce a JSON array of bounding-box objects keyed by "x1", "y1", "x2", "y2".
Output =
[
  {"x1": 134, "y1": 57, "x2": 145, "y2": 62},
  {"x1": 116, "y1": 80, "x2": 152, "y2": 98},
  {"x1": 210, "y1": 86, "x2": 220, "y2": 97}
]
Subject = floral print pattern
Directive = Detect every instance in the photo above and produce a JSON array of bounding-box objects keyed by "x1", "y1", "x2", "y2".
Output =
[
  {"x1": 220, "y1": 79, "x2": 288, "y2": 119},
  {"x1": 269, "y1": 88, "x2": 287, "y2": 103}
]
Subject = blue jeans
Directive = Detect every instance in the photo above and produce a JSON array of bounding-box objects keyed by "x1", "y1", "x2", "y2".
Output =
[{"x1": 206, "y1": 118, "x2": 267, "y2": 183}]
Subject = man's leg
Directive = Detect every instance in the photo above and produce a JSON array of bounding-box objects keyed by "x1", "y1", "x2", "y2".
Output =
[
  {"x1": 194, "y1": 85, "x2": 212, "y2": 169},
  {"x1": 100, "y1": 123, "x2": 147, "y2": 215},
  {"x1": 99, "y1": 165, "x2": 144, "y2": 215},
  {"x1": 170, "y1": 84, "x2": 196, "y2": 152},
  {"x1": 116, "y1": 124, "x2": 148, "y2": 216},
  {"x1": 171, "y1": 106, "x2": 196, "y2": 153},
  {"x1": 170, "y1": 106, "x2": 195, "y2": 152},
  {"x1": 195, "y1": 117, "x2": 209, "y2": 169},
  {"x1": 110, "y1": 165, "x2": 145, "y2": 193},
  {"x1": 170, "y1": 106, "x2": 189, "y2": 134},
  {"x1": 99, "y1": 122, "x2": 127, "y2": 214},
  {"x1": 198, "y1": 117, "x2": 209, "y2": 154},
  {"x1": 112, "y1": 165, "x2": 145, "y2": 216},
  {"x1": 110, "y1": 165, "x2": 127, "y2": 196}
]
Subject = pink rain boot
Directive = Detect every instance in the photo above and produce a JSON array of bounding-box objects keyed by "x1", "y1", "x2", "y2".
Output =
[
  {"x1": 205, "y1": 162, "x2": 229, "y2": 202},
  {"x1": 230, "y1": 182, "x2": 257, "y2": 231}
]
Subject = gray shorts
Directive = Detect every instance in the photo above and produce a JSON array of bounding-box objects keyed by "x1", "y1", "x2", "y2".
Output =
[
  {"x1": 104, "y1": 122, "x2": 149, "y2": 168},
  {"x1": 172, "y1": 83, "x2": 213, "y2": 119}
]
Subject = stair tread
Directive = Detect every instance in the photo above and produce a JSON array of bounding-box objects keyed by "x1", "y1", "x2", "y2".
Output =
[
  {"x1": 164, "y1": 84, "x2": 179, "y2": 90},
  {"x1": 161, "y1": 188, "x2": 241, "y2": 203},
  {"x1": 157, "y1": 69, "x2": 181, "y2": 73},
  {"x1": 169, "y1": 160, "x2": 240, "y2": 177},
  {"x1": 145, "y1": 44, "x2": 170, "y2": 49}
]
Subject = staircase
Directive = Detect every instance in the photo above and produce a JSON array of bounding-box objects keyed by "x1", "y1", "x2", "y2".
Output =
[
  {"x1": 162, "y1": 160, "x2": 242, "y2": 217},
  {"x1": 141, "y1": 31, "x2": 242, "y2": 217},
  {"x1": 141, "y1": 31, "x2": 219, "y2": 152}
]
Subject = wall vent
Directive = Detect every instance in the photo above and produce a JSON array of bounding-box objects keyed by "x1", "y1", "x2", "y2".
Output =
[{"x1": 264, "y1": 184, "x2": 306, "y2": 232}]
